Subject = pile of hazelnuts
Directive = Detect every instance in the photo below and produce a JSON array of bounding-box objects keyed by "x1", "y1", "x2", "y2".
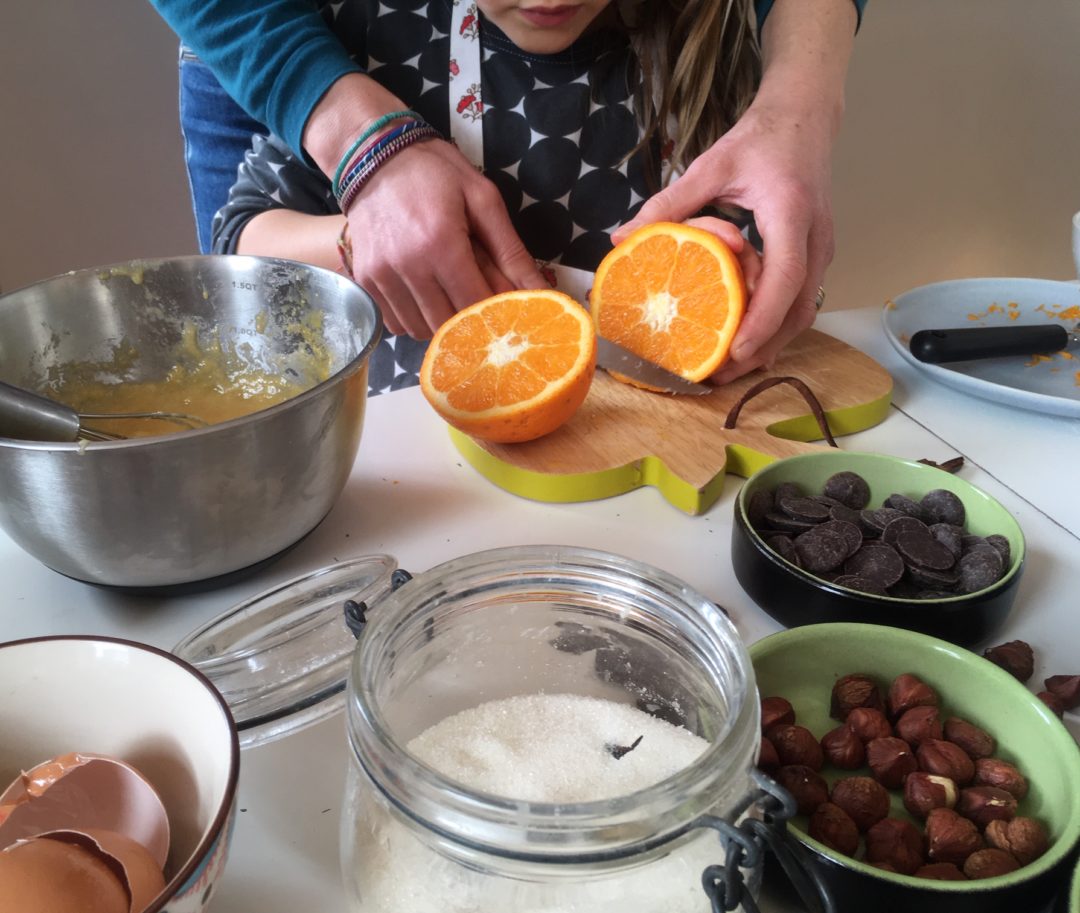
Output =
[{"x1": 758, "y1": 671, "x2": 1049, "y2": 880}]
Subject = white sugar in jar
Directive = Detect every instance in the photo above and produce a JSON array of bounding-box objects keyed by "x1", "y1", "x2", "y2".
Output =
[{"x1": 341, "y1": 546, "x2": 761, "y2": 912}]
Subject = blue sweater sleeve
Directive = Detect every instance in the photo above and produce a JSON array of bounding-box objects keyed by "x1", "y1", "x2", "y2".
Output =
[{"x1": 149, "y1": 0, "x2": 361, "y2": 158}]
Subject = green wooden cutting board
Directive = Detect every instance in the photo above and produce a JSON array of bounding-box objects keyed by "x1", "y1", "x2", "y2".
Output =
[{"x1": 448, "y1": 328, "x2": 894, "y2": 514}]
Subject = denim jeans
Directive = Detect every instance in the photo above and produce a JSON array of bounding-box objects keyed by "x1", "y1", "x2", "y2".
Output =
[{"x1": 178, "y1": 47, "x2": 267, "y2": 253}]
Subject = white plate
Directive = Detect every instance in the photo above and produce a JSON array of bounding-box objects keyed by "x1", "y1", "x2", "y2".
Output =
[{"x1": 882, "y1": 277, "x2": 1080, "y2": 418}]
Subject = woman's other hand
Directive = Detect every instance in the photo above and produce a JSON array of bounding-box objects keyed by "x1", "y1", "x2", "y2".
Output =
[{"x1": 613, "y1": 0, "x2": 857, "y2": 384}]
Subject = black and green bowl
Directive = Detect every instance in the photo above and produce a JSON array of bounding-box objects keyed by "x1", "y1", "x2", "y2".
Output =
[
  {"x1": 751, "y1": 623, "x2": 1080, "y2": 913},
  {"x1": 732, "y1": 451, "x2": 1024, "y2": 646}
]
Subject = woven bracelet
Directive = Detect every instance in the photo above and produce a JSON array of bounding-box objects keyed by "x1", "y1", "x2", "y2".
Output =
[
  {"x1": 337, "y1": 124, "x2": 441, "y2": 214},
  {"x1": 335, "y1": 119, "x2": 427, "y2": 203},
  {"x1": 331, "y1": 108, "x2": 422, "y2": 198}
]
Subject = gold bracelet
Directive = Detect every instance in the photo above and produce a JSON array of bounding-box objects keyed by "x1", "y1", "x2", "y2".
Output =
[{"x1": 336, "y1": 221, "x2": 353, "y2": 276}]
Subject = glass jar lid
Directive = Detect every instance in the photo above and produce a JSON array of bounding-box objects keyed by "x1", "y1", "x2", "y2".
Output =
[{"x1": 173, "y1": 554, "x2": 397, "y2": 748}]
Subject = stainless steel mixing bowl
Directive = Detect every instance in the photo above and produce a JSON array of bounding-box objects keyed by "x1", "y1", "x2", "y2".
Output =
[{"x1": 0, "y1": 255, "x2": 381, "y2": 589}]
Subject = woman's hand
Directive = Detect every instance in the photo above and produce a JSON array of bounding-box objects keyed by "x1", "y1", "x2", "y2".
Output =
[
  {"x1": 613, "y1": 0, "x2": 857, "y2": 384},
  {"x1": 344, "y1": 137, "x2": 546, "y2": 338},
  {"x1": 303, "y1": 74, "x2": 547, "y2": 339},
  {"x1": 615, "y1": 101, "x2": 835, "y2": 384}
]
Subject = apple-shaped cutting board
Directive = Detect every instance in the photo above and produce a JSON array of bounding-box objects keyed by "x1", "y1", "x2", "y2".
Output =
[{"x1": 448, "y1": 328, "x2": 893, "y2": 514}]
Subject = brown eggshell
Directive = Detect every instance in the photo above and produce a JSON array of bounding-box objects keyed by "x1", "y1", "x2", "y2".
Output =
[
  {"x1": 0, "y1": 754, "x2": 169, "y2": 868},
  {"x1": 42, "y1": 829, "x2": 166, "y2": 913},
  {"x1": 0, "y1": 834, "x2": 129, "y2": 913}
]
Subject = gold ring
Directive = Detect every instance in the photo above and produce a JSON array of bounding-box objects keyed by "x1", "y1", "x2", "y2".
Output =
[{"x1": 814, "y1": 286, "x2": 826, "y2": 311}]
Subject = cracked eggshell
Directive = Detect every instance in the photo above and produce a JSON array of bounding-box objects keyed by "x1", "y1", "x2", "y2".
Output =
[
  {"x1": 0, "y1": 753, "x2": 170, "y2": 869},
  {"x1": 0, "y1": 832, "x2": 129, "y2": 913}
]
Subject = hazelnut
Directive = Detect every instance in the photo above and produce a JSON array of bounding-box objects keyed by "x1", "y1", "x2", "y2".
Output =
[
  {"x1": 808, "y1": 802, "x2": 860, "y2": 856},
  {"x1": 757, "y1": 737, "x2": 779, "y2": 773},
  {"x1": 770, "y1": 724, "x2": 824, "y2": 770},
  {"x1": 820, "y1": 725, "x2": 866, "y2": 770},
  {"x1": 761, "y1": 695, "x2": 796, "y2": 733},
  {"x1": 943, "y1": 717, "x2": 996, "y2": 759},
  {"x1": 866, "y1": 736, "x2": 918, "y2": 788},
  {"x1": 962, "y1": 847, "x2": 1020, "y2": 880},
  {"x1": 831, "y1": 776, "x2": 891, "y2": 832},
  {"x1": 985, "y1": 817, "x2": 1050, "y2": 866},
  {"x1": 865, "y1": 817, "x2": 925, "y2": 875},
  {"x1": 914, "y1": 862, "x2": 966, "y2": 881},
  {"x1": 957, "y1": 786, "x2": 1018, "y2": 828},
  {"x1": 895, "y1": 705, "x2": 943, "y2": 747},
  {"x1": 846, "y1": 707, "x2": 893, "y2": 743},
  {"x1": 1044, "y1": 674, "x2": 1080, "y2": 710},
  {"x1": 926, "y1": 807, "x2": 983, "y2": 865},
  {"x1": 972, "y1": 758, "x2": 1028, "y2": 799},
  {"x1": 830, "y1": 673, "x2": 884, "y2": 720},
  {"x1": 887, "y1": 672, "x2": 938, "y2": 719},
  {"x1": 983, "y1": 640, "x2": 1034, "y2": 682},
  {"x1": 870, "y1": 861, "x2": 898, "y2": 873},
  {"x1": 903, "y1": 772, "x2": 958, "y2": 819},
  {"x1": 775, "y1": 764, "x2": 830, "y2": 816},
  {"x1": 1038, "y1": 691, "x2": 1066, "y2": 718},
  {"x1": 917, "y1": 738, "x2": 975, "y2": 785}
]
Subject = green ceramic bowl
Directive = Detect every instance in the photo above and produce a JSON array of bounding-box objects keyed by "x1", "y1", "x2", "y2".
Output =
[
  {"x1": 751, "y1": 623, "x2": 1080, "y2": 913},
  {"x1": 732, "y1": 451, "x2": 1025, "y2": 646}
]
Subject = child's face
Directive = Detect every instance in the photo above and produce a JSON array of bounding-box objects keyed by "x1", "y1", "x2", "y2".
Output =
[{"x1": 477, "y1": 2, "x2": 616, "y2": 55}]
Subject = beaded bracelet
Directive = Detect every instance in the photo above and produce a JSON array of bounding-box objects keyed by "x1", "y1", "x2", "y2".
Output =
[
  {"x1": 331, "y1": 109, "x2": 422, "y2": 198},
  {"x1": 337, "y1": 123, "x2": 441, "y2": 214}
]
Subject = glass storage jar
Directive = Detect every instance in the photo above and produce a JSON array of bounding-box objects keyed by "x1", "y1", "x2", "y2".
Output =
[{"x1": 340, "y1": 544, "x2": 762, "y2": 913}]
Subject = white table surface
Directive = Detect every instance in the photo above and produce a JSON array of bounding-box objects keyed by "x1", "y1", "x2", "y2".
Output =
[{"x1": 1, "y1": 305, "x2": 1077, "y2": 911}]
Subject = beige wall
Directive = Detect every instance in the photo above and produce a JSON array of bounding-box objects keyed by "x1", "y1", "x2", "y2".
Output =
[{"x1": 2, "y1": 1, "x2": 1079, "y2": 305}]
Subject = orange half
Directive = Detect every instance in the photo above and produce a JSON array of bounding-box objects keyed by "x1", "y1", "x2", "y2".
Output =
[
  {"x1": 590, "y1": 221, "x2": 747, "y2": 384},
  {"x1": 420, "y1": 289, "x2": 597, "y2": 443}
]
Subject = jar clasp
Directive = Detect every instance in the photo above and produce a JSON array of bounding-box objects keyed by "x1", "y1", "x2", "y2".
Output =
[{"x1": 697, "y1": 769, "x2": 836, "y2": 913}]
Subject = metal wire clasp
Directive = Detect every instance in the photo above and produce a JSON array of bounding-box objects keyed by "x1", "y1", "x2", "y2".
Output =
[
  {"x1": 343, "y1": 568, "x2": 413, "y2": 637},
  {"x1": 698, "y1": 769, "x2": 834, "y2": 913}
]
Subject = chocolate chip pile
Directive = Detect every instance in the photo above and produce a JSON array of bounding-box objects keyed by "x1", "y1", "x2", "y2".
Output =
[
  {"x1": 746, "y1": 471, "x2": 1012, "y2": 599},
  {"x1": 758, "y1": 671, "x2": 1050, "y2": 881}
]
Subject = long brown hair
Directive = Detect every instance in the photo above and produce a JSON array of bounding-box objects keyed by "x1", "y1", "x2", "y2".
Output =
[{"x1": 622, "y1": 0, "x2": 762, "y2": 180}]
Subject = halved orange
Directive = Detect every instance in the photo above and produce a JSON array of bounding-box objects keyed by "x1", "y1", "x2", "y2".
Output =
[
  {"x1": 590, "y1": 221, "x2": 746, "y2": 384},
  {"x1": 420, "y1": 289, "x2": 597, "y2": 443}
]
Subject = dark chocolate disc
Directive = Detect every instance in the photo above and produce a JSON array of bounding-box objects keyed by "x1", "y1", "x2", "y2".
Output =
[
  {"x1": 857, "y1": 509, "x2": 887, "y2": 538},
  {"x1": 895, "y1": 529, "x2": 957, "y2": 571},
  {"x1": 832, "y1": 574, "x2": 889, "y2": 596},
  {"x1": 985, "y1": 534, "x2": 1012, "y2": 567},
  {"x1": 881, "y1": 515, "x2": 931, "y2": 548},
  {"x1": 906, "y1": 564, "x2": 960, "y2": 589},
  {"x1": 929, "y1": 523, "x2": 964, "y2": 559},
  {"x1": 767, "y1": 534, "x2": 799, "y2": 566},
  {"x1": 746, "y1": 489, "x2": 774, "y2": 529},
  {"x1": 822, "y1": 471, "x2": 871, "y2": 510},
  {"x1": 920, "y1": 488, "x2": 966, "y2": 526},
  {"x1": 871, "y1": 507, "x2": 909, "y2": 531},
  {"x1": 829, "y1": 503, "x2": 862, "y2": 527},
  {"x1": 778, "y1": 496, "x2": 832, "y2": 522},
  {"x1": 794, "y1": 526, "x2": 852, "y2": 574},
  {"x1": 883, "y1": 493, "x2": 926, "y2": 520},
  {"x1": 843, "y1": 544, "x2": 905, "y2": 589},
  {"x1": 957, "y1": 548, "x2": 1004, "y2": 593},
  {"x1": 815, "y1": 518, "x2": 864, "y2": 557},
  {"x1": 763, "y1": 511, "x2": 820, "y2": 534}
]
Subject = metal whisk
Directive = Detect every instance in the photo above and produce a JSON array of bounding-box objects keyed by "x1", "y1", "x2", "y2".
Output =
[{"x1": 0, "y1": 380, "x2": 208, "y2": 442}]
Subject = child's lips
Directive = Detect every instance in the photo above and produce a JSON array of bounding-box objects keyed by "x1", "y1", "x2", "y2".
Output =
[{"x1": 518, "y1": 4, "x2": 579, "y2": 28}]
